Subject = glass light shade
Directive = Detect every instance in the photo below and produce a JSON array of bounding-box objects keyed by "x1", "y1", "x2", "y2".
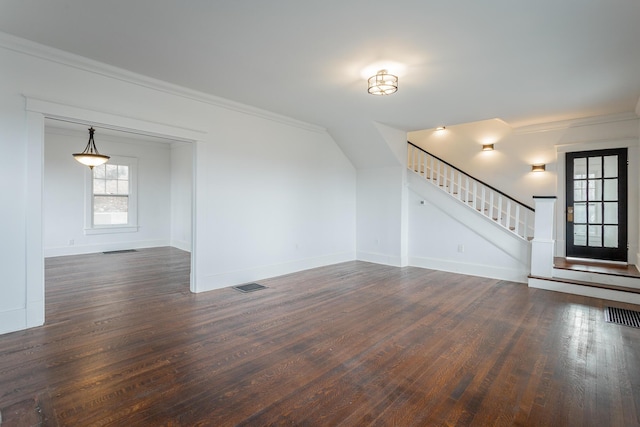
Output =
[
  {"x1": 73, "y1": 153, "x2": 110, "y2": 168},
  {"x1": 368, "y1": 70, "x2": 398, "y2": 95},
  {"x1": 73, "y1": 127, "x2": 110, "y2": 169}
]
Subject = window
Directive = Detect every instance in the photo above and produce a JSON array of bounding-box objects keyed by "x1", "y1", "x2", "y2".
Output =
[{"x1": 85, "y1": 156, "x2": 138, "y2": 234}]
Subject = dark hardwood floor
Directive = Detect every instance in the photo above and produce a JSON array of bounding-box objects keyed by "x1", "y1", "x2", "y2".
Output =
[{"x1": 2, "y1": 247, "x2": 640, "y2": 426}]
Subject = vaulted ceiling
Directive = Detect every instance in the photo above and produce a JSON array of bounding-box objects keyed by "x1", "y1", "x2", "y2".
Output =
[{"x1": 1, "y1": 1, "x2": 639, "y2": 164}]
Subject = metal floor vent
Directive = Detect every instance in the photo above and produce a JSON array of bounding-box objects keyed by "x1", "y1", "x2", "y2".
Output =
[
  {"x1": 102, "y1": 249, "x2": 138, "y2": 255},
  {"x1": 604, "y1": 307, "x2": 640, "y2": 328},
  {"x1": 233, "y1": 283, "x2": 267, "y2": 293}
]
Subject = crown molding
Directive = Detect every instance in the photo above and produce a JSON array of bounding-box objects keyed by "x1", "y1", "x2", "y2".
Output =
[
  {"x1": 0, "y1": 31, "x2": 326, "y2": 134},
  {"x1": 512, "y1": 111, "x2": 639, "y2": 135}
]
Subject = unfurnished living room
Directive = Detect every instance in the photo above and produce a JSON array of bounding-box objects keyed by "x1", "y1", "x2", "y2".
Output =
[{"x1": 1, "y1": 1, "x2": 640, "y2": 426}]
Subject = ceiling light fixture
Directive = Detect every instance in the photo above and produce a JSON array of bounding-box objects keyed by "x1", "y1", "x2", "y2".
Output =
[
  {"x1": 482, "y1": 143, "x2": 494, "y2": 151},
  {"x1": 532, "y1": 164, "x2": 546, "y2": 172},
  {"x1": 368, "y1": 69, "x2": 398, "y2": 96},
  {"x1": 73, "y1": 127, "x2": 110, "y2": 169}
]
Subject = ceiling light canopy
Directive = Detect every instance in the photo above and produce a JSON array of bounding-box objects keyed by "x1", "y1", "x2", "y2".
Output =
[
  {"x1": 368, "y1": 69, "x2": 398, "y2": 96},
  {"x1": 73, "y1": 127, "x2": 110, "y2": 169}
]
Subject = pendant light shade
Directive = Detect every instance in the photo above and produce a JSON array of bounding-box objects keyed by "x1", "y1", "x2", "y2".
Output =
[
  {"x1": 368, "y1": 69, "x2": 398, "y2": 95},
  {"x1": 73, "y1": 127, "x2": 109, "y2": 169}
]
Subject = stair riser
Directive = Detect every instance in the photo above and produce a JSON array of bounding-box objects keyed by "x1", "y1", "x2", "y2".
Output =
[
  {"x1": 552, "y1": 268, "x2": 640, "y2": 290},
  {"x1": 528, "y1": 277, "x2": 640, "y2": 304}
]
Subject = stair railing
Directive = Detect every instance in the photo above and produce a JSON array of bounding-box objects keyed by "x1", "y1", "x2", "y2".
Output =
[{"x1": 407, "y1": 141, "x2": 534, "y2": 240}]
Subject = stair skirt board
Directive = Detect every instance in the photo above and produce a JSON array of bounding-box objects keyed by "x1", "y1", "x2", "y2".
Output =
[{"x1": 528, "y1": 277, "x2": 640, "y2": 305}]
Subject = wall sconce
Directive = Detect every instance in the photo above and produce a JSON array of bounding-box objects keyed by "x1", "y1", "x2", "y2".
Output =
[
  {"x1": 367, "y1": 69, "x2": 398, "y2": 95},
  {"x1": 73, "y1": 127, "x2": 110, "y2": 169},
  {"x1": 482, "y1": 144, "x2": 494, "y2": 151},
  {"x1": 436, "y1": 126, "x2": 446, "y2": 131},
  {"x1": 531, "y1": 164, "x2": 546, "y2": 172}
]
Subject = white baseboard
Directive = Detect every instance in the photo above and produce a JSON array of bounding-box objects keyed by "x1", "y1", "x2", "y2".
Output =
[
  {"x1": 194, "y1": 251, "x2": 356, "y2": 293},
  {"x1": 356, "y1": 251, "x2": 404, "y2": 267},
  {"x1": 409, "y1": 256, "x2": 528, "y2": 283},
  {"x1": 0, "y1": 307, "x2": 27, "y2": 335},
  {"x1": 44, "y1": 239, "x2": 171, "y2": 257},
  {"x1": 170, "y1": 239, "x2": 192, "y2": 252}
]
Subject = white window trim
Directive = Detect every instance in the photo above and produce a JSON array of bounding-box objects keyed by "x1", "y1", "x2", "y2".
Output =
[{"x1": 84, "y1": 155, "x2": 139, "y2": 235}]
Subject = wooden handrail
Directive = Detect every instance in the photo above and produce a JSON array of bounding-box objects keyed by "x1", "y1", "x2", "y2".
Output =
[{"x1": 408, "y1": 141, "x2": 534, "y2": 212}]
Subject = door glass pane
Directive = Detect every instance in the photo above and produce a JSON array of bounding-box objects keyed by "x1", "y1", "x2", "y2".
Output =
[
  {"x1": 588, "y1": 202, "x2": 602, "y2": 223},
  {"x1": 603, "y1": 155, "x2": 618, "y2": 178},
  {"x1": 588, "y1": 157, "x2": 602, "y2": 178},
  {"x1": 574, "y1": 203, "x2": 587, "y2": 223},
  {"x1": 604, "y1": 202, "x2": 618, "y2": 224},
  {"x1": 603, "y1": 179, "x2": 618, "y2": 200},
  {"x1": 574, "y1": 158, "x2": 587, "y2": 179},
  {"x1": 574, "y1": 225, "x2": 587, "y2": 246},
  {"x1": 604, "y1": 226, "x2": 618, "y2": 248},
  {"x1": 588, "y1": 225, "x2": 602, "y2": 247},
  {"x1": 574, "y1": 181, "x2": 586, "y2": 201},
  {"x1": 588, "y1": 180, "x2": 602, "y2": 201}
]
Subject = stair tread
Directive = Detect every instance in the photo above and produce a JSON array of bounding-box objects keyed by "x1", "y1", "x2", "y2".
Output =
[{"x1": 529, "y1": 275, "x2": 640, "y2": 294}]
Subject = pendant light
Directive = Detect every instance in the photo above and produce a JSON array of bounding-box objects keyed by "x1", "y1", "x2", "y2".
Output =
[{"x1": 73, "y1": 127, "x2": 110, "y2": 169}]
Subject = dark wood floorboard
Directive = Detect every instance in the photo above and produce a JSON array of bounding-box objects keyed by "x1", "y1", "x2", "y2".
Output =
[{"x1": 1, "y1": 247, "x2": 640, "y2": 426}]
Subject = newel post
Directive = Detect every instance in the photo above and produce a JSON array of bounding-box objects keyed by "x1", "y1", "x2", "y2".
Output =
[{"x1": 530, "y1": 196, "x2": 557, "y2": 278}]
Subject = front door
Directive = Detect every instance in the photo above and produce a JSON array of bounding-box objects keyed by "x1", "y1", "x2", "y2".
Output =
[{"x1": 566, "y1": 148, "x2": 627, "y2": 262}]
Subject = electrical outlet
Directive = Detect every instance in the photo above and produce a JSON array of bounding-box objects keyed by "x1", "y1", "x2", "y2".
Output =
[
  {"x1": 69, "y1": 239, "x2": 75, "y2": 246},
  {"x1": 457, "y1": 244, "x2": 464, "y2": 253}
]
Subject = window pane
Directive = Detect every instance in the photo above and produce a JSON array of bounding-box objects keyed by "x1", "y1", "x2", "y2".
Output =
[
  {"x1": 588, "y1": 157, "x2": 602, "y2": 178},
  {"x1": 573, "y1": 158, "x2": 586, "y2": 179},
  {"x1": 94, "y1": 195, "x2": 128, "y2": 225},
  {"x1": 588, "y1": 179, "x2": 601, "y2": 201},
  {"x1": 106, "y1": 164, "x2": 118, "y2": 179},
  {"x1": 574, "y1": 181, "x2": 586, "y2": 201},
  {"x1": 604, "y1": 179, "x2": 618, "y2": 200},
  {"x1": 588, "y1": 225, "x2": 602, "y2": 247},
  {"x1": 117, "y1": 180, "x2": 129, "y2": 195},
  {"x1": 603, "y1": 155, "x2": 617, "y2": 178},
  {"x1": 604, "y1": 202, "x2": 618, "y2": 224},
  {"x1": 106, "y1": 179, "x2": 118, "y2": 194},
  {"x1": 93, "y1": 179, "x2": 105, "y2": 194},
  {"x1": 574, "y1": 203, "x2": 587, "y2": 223},
  {"x1": 604, "y1": 226, "x2": 618, "y2": 248},
  {"x1": 588, "y1": 202, "x2": 602, "y2": 223},
  {"x1": 93, "y1": 164, "x2": 106, "y2": 178},
  {"x1": 118, "y1": 165, "x2": 129, "y2": 180},
  {"x1": 574, "y1": 225, "x2": 586, "y2": 246}
]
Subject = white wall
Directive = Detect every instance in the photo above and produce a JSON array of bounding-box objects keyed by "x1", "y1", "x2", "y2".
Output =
[
  {"x1": 44, "y1": 127, "x2": 173, "y2": 256},
  {"x1": 170, "y1": 143, "x2": 192, "y2": 252},
  {"x1": 0, "y1": 34, "x2": 357, "y2": 335}
]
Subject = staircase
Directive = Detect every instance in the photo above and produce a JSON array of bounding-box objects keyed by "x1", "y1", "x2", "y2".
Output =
[
  {"x1": 529, "y1": 258, "x2": 640, "y2": 305},
  {"x1": 407, "y1": 142, "x2": 534, "y2": 240}
]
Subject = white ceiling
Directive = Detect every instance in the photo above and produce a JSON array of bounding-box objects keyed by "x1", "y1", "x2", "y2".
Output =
[{"x1": 1, "y1": 1, "x2": 639, "y2": 143}]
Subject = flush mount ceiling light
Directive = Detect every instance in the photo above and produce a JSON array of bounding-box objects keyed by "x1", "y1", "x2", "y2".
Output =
[
  {"x1": 532, "y1": 164, "x2": 546, "y2": 172},
  {"x1": 482, "y1": 143, "x2": 494, "y2": 151},
  {"x1": 368, "y1": 69, "x2": 398, "y2": 96},
  {"x1": 73, "y1": 127, "x2": 110, "y2": 169}
]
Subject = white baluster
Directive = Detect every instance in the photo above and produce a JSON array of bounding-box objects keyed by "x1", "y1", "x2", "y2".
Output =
[{"x1": 514, "y1": 205, "x2": 521, "y2": 236}]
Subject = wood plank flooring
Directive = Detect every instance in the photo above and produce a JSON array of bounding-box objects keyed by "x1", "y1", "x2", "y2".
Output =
[{"x1": 1, "y1": 247, "x2": 640, "y2": 426}]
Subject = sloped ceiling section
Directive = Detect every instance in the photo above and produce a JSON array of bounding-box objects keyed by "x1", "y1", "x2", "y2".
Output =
[{"x1": 0, "y1": 1, "x2": 639, "y2": 167}]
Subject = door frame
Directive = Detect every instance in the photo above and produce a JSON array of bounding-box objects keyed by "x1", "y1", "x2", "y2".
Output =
[
  {"x1": 565, "y1": 148, "x2": 628, "y2": 262},
  {"x1": 556, "y1": 140, "x2": 639, "y2": 265}
]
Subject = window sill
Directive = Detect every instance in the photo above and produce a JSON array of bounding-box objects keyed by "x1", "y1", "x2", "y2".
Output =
[{"x1": 84, "y1": 226, "x2": 139, "y2": 235}]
